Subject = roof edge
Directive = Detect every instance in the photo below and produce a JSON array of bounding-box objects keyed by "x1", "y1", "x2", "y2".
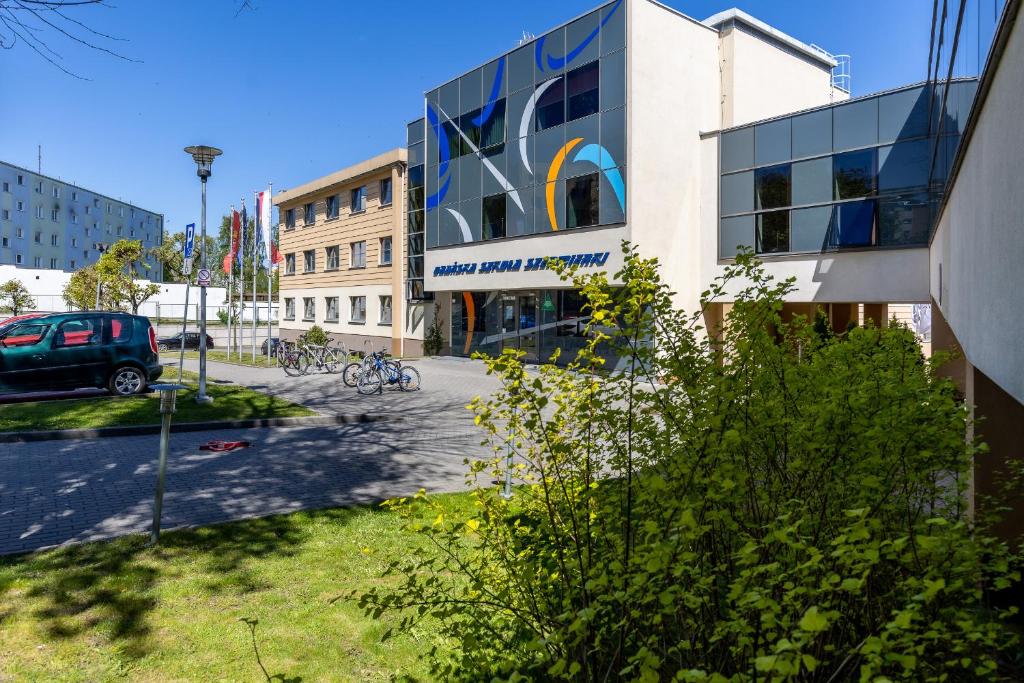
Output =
[
  {"x1": 703, "y1": 8, "x2": 837, "y2": 68},
  {"x1": 273, "y1": 148, "x2": 407, "y2": 206}
]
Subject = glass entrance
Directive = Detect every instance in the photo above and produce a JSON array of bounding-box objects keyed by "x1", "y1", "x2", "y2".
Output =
[{"x1": 517, "y1": 293, "x2": 539, "y2": 362}]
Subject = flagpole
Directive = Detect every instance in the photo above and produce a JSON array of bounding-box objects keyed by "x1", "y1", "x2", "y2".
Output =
[
  {"x1": 227, "y1": 205, "x2": 234, "y2": 360},
  {"x1": 266, "y1": 182, "x2": 273, "y2": 366},
  {"x1": 251, "y1": 191, "x2": 258, "y2": 364},
  {"x1": 238, "y1": 199, "x2": 245, "y2": 362}
]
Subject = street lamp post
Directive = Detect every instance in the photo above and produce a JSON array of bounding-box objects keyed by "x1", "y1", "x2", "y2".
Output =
[
  {"x1": 184, "y1": 145, "x2": 222, "y2": 405},
  {"x1": 92, "y1": 243, "x2": 107, "y2": 309}
]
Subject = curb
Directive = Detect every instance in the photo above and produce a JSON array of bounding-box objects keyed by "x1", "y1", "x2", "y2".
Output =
[{"x1": 0, "y1": 414, "x2": 390, "y2": 444}]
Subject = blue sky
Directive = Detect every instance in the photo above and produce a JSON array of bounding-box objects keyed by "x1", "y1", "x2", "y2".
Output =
[{"x1": 0, "y1": 0, "x2": 984, "y2": 237}]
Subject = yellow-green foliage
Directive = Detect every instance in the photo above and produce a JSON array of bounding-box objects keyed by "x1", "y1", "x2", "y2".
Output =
[{"x1": 360, "y1": 245, "x2": 1022, "y2": 681}]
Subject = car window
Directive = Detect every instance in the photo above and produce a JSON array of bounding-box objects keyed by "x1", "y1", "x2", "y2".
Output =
[
  {"x1": 55, "y1": 318, "x2": 102, "y2": 348},
  {"x1": 110, "y1": 316, "x2": 133, "y2": 344},
  {"x1": 2, "y1": 323, "x2": 49, "y2": 347}
]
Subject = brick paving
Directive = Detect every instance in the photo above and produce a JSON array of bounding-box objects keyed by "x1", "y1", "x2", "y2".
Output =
[{"x1": 0, "y1": 357, "x2": 503, "y2": 555}]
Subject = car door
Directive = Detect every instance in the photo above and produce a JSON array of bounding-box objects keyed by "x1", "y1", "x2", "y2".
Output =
[
  {"x1": 185, "y1": 332, "x2": 199, "y2": 350},
  {"x1": 0, "y1": 322, "x2": 54, "y2": 393},
  {"x1": 46, "y1": 315, "x2": 108, "y2": 389}
]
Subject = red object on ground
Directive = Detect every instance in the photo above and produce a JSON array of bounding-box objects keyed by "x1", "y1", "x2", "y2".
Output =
[{"x1": 198, "y1": 440, "x2": 252, "y2": 452}]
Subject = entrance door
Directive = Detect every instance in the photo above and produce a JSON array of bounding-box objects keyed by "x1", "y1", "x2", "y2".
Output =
[{"x1": 517, "y1": 293, "x2": 539, "y2": 362}]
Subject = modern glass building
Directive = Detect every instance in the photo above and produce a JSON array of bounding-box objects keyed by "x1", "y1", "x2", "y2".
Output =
[
  {"x1": 718, "y1": 80, "x2": 977, "y2": 260},
  {"x1": 0, "y1": 160, "x2": 164, "y2": 278}
]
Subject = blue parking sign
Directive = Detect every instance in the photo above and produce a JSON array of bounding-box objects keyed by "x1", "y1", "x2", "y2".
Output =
[{"x1": 183, "y1": 223, "x2": 196, "y2": 259}]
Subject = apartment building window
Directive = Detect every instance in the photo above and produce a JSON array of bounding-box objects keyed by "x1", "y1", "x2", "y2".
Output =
[
  {"x1": 2, "y1": 182, "x2": 8, "y2": 192},
  {"x1": 1, "y1": 209, "x2": 8, "y2": 220},
  {"x1": 71, "y1": 212, "x2": 78, "y2": 224},
  {"x1": 52, "y1": 186, "x2": 60, "y2": 198},
  {"x1": 284, "y1": 298, "x2": 295, "y2": 320},
  {"x1": 350, "y1": 240, "x2": 366, "y2": 268},
  {"x1": 85, "y1": 205, "x2": 91, "y2": 215},
  {"x1": 69, "y1": 260, "x2": 76, "y2": 269},
  {"x1": 49, "y1": 257, "x2": 58, "y2": 269},
  {"x1": 118, "y1": 206, "x2": 124, "y2": 217},
  {"x1": 93, "y1": 198, "x2": 99, "y2": 208},
  {"x1": 303, "y1": 249, "x2": 316, "y2": 273},
  {"x1": 16, "y1": 227, "x2": 23, "y2": 238},
  {"x1": 83, "y1": 249, "x2": 89, "y2": 258},
  {"x1": 302, "y1": 297, "x2": 315, "y2": 321},
  {"x1": 33, "y1": 256, "x2": 41, "y2": 267},
  {"x1": 85, "y1": 227, "x2": 91, "y2": 237},
  {"x1": 17, "y1": 175, "x2": 23, "y2": 186},
  {"x1": 72, "y1": 191, "x2": 77, "y2": 201},
  {"x1": 1, "y1": 237, "x2": 7, "y2": 248},
  {"x1": 284, "y1": 253, "x2": 296, "y2": 275},
  {"x1": 349, "y1": 296, "x2": 366, "y2": 323},
  {"x1": 71, "y1": 237, "x2": 78, "y2": 247},
  {"x1": 116, "y1": 225, "x2": 123, "y2": 236},
  {"x1": 34, "y1": 231, "x2": 41, "y2": 243},
  {"x1": 379, "y1": 295, "x2": 392, "y2": 325},
  {"x1": 285, "y1": 208, "x2": 296, "y2": 229},
  {"x1": 325, "y1": 297, "x2": 339, "y2": 322},
  {"x1": 303, "y1": 202, "x2": 315, "y2": 226},
  {"x1": 326, "y1": 194, "x2": 339, "y2": 219},
  {"x1": 379, "y1": 236, "x2": 392, "y2": 265},
  {"x1": 350, "y1": 186, "x2": 366, "y2": 213},
  {"x1": 326, "y1": 245, "x2": 339, "y2": 270},
  {"x1": 51, "y1": 208, "x2": 59, "y2": 221},
  {"x1": 15, "y1": 254, "x2": 22, "y2": 264},
  {"x1": 35, "y1": 181, "x2": 42, "y2": 193},
  {"x1": 380, "y1": 178, "x2": 393, "y2": 206},
  {"x1": 106, "y1": 203, "x2": 111, "y2": 214},
  {"x1": 50, "y1": 234, "x2": 58, "y2": 246},
  {"x1": 130, "y1": 229, "x2": 135, "y2": 237},
  {"x1": 35, "y1": 206, "x2": 43, "y2": 219}
]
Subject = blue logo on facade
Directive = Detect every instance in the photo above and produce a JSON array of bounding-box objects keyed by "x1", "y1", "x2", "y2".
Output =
[{"x1": 433, "y1": 251, "x2": 610, "y2": 277}]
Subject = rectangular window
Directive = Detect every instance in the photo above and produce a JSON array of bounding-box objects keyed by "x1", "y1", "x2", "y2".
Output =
[
  {"x1": 302, "y1": 297, "x2": 315, "y2": 321},
  {"x1": 380, "y1": 178, "x2": 393, "y2": 206},
  {"x1": 2, "y1": 182, "x2": 8, "y2": 192},
  {"x1": 16, "y1": 227, "x2": 23, "y2": 238},
  {"x1": 379, "y1": 295, "x2": 392, "y2": 325},
  {"x1": 33, "y1": 256, "x2": 41, "y2": 267},
  {"x1": 85, "y1": 205, "x2": 91, "y2": 215},
  {"x1": 53, "y1": 186, "x2": 60, "y2": 198},
  {"x1": 443, "y1": 119, "x2": 462, "y2": 160},
  {"x1": 326, "y1": 194, "x2": 339, "y2": 219},
  {"x1": 72, "y1": 191, "x2": 77, "y2": 201},
  {"x1": 303, "y1": 249, "x2": 316, "y2": 272},
  {"x1": 567, "y1": 61, "x2": 600, "y2": 121},
  {"x1": 1, "y1": 237, "x2": 6, "y2": 247},
  {"x1": 828, "y1": 199, "x2": 876, "y2": 248},
  {"x1": 303, "y1": 202, "x2": 315, "y2": 225},
  {"x1": 482, "y1": 194, "x2": 507, "y2": 239},
  {"x1": 566, "y1": 174, "x2": 599, "y2": 229},
  {"x1": 833, "y1": 149, "x2": 877, "y2": 200},
  {"x1": 756, "y1": 210, "x2": 790, "y2": 253},
  {"x1": 35, "y1": 181, "x2": 42, "y2": 193},
  {"x1": 536, "y1": 78, "x2": 565, "y2": 131},
  {"x1": 106, "y1": 203, "x2": 111, "y2": 214},
  {"x1": 1, "y1": 209, "x2": 7, "y2": 220},
  {"x1": 284, "y1": 298, "x2": 295, "y2": 320},
  {"x1": 130, "y1": 229, "x2": 135, "y2": 237},
  {"x1": 458, "y1": 110, "x2": 482, "y2": 155},
  {"x1": 351, "y1": 186, "x2": 367, "y2": 213},
  {"x1": 17, "y1": 201, "x2": 23, "y2": 212},
  {"x1": 285, "y1": 208, "x2": 296, "y2": 228},
  {"x1": 17, "y1": 175, "x2": 23, "y2": 186},
  {"x1": 34, "y1": 231, "x2": 41, "y2": 243},
  {"x1": 480, "y1": 99, "x2": 507, "y2": 150},
  {"x1": 116, "y1": 225, "x2": 123, "y2": 236},
  {"x1": 379, "y1": 236, "x2": 392, "y2": 265},
  {"x1": 50, "y1": 234, "x2": 58, "y2": 246},
  {"x1": 70, "y1": 260, "x2": 75, "y2": 269},
  {"x1": 71, "y1": 237, "x2": 77, "y2": 247},
  {"x1": 15, "y1": 254, "x2": 22, "y2": 264},
  {"x1": 35, "y1": 206, "x2": 43, "y2": 219},
  {"x1": 118, "y1": 207, "x2": 124, "y2": 217},
  {"x1": 349, "y1": 296, "x2": 366, "y2": 323},
  {"x1": 51, "y1": 208, "x2": 59, "y2": 221},
  {"x1": 49, "y1": 257, "x2": 58, "y2": 269},
  {"x1": 284, "y1": 253, "x2": 296, "y2": 275},
  {"x1": 350, "y1": 240, "x2": 366, "y2": 268},
  {"x1": 754, "y1": 164, "x2": 791, "y2": 210},
  {"x1": 325, "y1": 297, "x2": 339, "y2": 322},
  {"x1": 326, "y1": 245, "x2": 340, "y2": 270},
  {"x1": 71, "y1": 212, "x2": 78, "y2": 224}
]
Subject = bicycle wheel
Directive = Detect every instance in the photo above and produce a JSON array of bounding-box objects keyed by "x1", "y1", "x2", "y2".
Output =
[
  {"x1": 398, "y1": 365, "x2": 421, "y2": 392},
  {"x1": 324, "y1": 348, "x2": 342, "y2": 374},
  {"x1": 342, "y1": 362, "x2": 361, "y2": 387},
  {"x1": 356, "y1": 367, "x2": 382, "y2": 395},
  {"x1": 295, "y1": 350, "x2": 312, "y2": 375},
  {"x1": 282, "y1": 350, "x2": 303, "y2": 376}
]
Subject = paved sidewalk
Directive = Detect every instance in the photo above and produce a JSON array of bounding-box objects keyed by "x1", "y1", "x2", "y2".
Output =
[{"x1": 0, "y1": 421, "x2": 484, "y2": 556}]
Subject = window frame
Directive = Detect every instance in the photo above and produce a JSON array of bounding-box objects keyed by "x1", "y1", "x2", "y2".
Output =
[
  {"x1": 302, "y1": 297, "x2": 316, "y2": 321},
  {"x1": 379, "y1": 295, "x2": 393, "y2": 325},
  {"x1": 350, "y1": 186, "x2": 367, "y2": 213},
  {"x1": 302, "y1": 249, "x2": 316, "y2": 273},
  {"x1": 325, "y1": 296, "x2": 339, "y2": 322},
  {"x1": 350, "y1": 240, "x2": 366, "y2": 269},
  {"x1": 325, "y1": 245, "x2": 340, "y2": 270},
  {"x1": 379, "y1": 178, "x2": 393, "y2": 207},
  {"x1": 303, "y1": 202, "x2": 315, "y2": 226},
  {"x1": 349, "y1": 295, "x2": 367, "y2": 323},
  {"x1": 284, "y1": 253, "x2": 296, "y2": 275},
  {"x1": 379, "y1": 236, "x2": 392, "y2": 265}
]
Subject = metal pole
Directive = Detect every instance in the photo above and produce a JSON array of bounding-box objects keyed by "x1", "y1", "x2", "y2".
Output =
[
  {"x1": 197, "y1": 178, "x2": 212, "y2": 404},
  {"x1": 94, "y1": 274, "x2": 101, "y2": 310},
  {"x1": 150, "y1": 386, "x2": 180, "y2": 544},
  {"x1": 177, "y1": 282, "x2": 190, "y2": 384},
  {"x1": 251, "y1": 194, "x2": 257, "y2": 364},
  {"x1": 227, "y1": 207, "x2": 234, "y2": 361},
  {"x1": 502, "y1": 404, "x2": 514, "y2": 500},
  {"x1": 266, "y1": 182, "x2": 273, "y2": 366},
  {"x1": 239, "y1": 204, "x2": 245, "y2": 362}
]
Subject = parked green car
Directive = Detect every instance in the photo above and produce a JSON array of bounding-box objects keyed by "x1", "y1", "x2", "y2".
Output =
[{"x1": 0, "y1": 312, "x2": 163, "y2": 396}]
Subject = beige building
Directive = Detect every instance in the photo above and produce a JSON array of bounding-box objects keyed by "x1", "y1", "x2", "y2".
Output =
[{"x1": 275, "y1": 148, "x2": 425, "y2": 356}]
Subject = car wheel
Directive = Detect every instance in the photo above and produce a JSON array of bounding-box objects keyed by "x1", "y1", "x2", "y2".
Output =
[
  {"x1": 158, "y1": 343, "x2": 170, "y2": 352},
  {"x1": 108, "y1": 366, "x2": 146, "y2": 396}
]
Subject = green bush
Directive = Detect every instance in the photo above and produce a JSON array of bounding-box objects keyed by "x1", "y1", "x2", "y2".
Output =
[
  {"x1": 424, "y1": 303, "x2": 445, "y2": 356},
  {"x1": 360, "y1": 245, "x2": 1022, "y2": 681},
  {"x1": 299, "y1": 325, "x2": 329, "y2": 347}
]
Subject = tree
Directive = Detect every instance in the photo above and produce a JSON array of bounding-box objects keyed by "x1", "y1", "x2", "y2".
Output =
[
  {"x1": 62, "y1": 266, "x2": 105, "y2": 311},
  {"x1": 150, "y1": 230, "x2": 186, "y2": 284},
  {"x1": 0, "y1": 279, "x2": 36, "y2": 315},
  {"x1": 360, "y1": 246, "x2": 1023, "y2": 681},
  {"x1": 97, "y1": 240, "x2": 160, "y2": 314}
]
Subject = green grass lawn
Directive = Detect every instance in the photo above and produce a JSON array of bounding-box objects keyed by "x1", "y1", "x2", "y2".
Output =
[
  {"x1": 178, "y1": 349, "x2": 278, "y2": 368},
  {"x1": 0, "y1": 493, "x2": 471, "y2": 681},
  {"x1": 0, "y1": 370, "x2": 315, "y2": 433}
]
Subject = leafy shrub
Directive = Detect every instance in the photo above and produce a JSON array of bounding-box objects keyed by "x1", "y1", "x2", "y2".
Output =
[
  {"x1": 423, "y1": 303, "x2": 445, "y2": 356},
  {"x1": 360, "y1": 245, "x2": 1022, "y2": 681},
  {"x1": 299, "y1": 325, "x2": 329, "y2": 347}
]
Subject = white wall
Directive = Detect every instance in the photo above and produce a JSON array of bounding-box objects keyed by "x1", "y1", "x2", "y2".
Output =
[
  {"x1": 279, "y1": 283, "x2": 418, "y2": 343},
  {"x1": 930, "y1": 6, "x2": 1024, "y2": 404}
]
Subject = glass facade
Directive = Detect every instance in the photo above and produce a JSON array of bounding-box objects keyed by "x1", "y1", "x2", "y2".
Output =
[
  {"x1": 718, "y1": 79, "x2": 978, "y2": 259},
  {"x1": 405, "y1": 0, "x2": 627, "y2": 301}
]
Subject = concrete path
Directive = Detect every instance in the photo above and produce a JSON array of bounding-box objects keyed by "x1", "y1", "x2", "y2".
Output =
[{"x1": 0, "y1": 356, "x2": 505, "y2": 555}]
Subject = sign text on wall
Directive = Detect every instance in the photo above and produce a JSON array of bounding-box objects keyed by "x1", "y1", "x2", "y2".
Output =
[{"x1": 432, "y1": 251, "x2": 610, "y2": 278}]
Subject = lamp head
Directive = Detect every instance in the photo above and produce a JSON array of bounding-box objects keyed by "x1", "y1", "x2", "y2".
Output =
[{"x1": 184, "y1": 145, "x2": 222, "y2": 179}]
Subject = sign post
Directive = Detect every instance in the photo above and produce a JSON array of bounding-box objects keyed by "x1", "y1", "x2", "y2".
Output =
[{"x1": 177, "y1": 224, "x2": 196, "y2": 383}]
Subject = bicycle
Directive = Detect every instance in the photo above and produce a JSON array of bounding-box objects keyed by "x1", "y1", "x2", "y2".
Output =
[
  {"x1": 356, "y1": 350, "x2": 421, "y2": 394},
  {"x1": 278, "y1": 341, "x2": 309, "y2": 376},
  {"x1": 299, "y1": 339, "x2": 345, "y2": 374}
]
